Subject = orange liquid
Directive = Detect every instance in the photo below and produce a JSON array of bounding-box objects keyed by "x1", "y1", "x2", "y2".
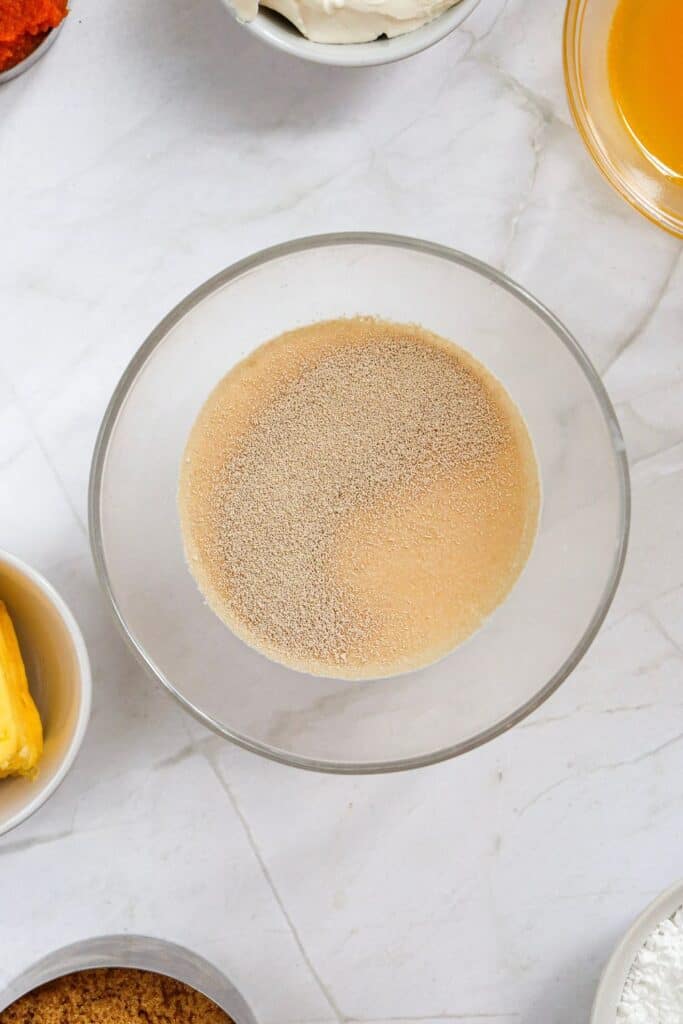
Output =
[{"x1": 608, "y1": 0, "x2": 683, "y2": 181}]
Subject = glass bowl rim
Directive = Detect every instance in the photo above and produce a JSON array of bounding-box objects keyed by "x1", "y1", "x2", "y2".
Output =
[
  {"x1": 88, "y1": 231, "x2": 631, "y2": 775},
  {"x1": 563, "y1": 0, "x2": 683, "y2": 240}
]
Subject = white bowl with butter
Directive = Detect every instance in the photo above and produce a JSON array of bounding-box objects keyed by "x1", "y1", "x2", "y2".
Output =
[
  {"x1": 222, "y1": 0, "x2": 481, "y2": 66},
  {"x1": 0, "y1": 551, "x2": 91, "y2": 837}
]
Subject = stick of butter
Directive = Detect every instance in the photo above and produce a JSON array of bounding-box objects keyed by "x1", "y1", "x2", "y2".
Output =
[{"x1": 0, "y1": 600, "x2": 43, "y2": 780}]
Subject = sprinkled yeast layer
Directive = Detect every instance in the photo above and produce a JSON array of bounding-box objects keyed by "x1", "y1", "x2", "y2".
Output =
[{"x1": 179, "y1": 318, "x2": 539, "y2": 679}]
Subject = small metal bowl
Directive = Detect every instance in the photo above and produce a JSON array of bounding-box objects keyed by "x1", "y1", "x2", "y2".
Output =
[
  {"x1": 0, "y1": 936, "x2": 259, "y2": 1024},
  {"x1": 0, "y1": 21, "x2": 64, "y2": 86}
]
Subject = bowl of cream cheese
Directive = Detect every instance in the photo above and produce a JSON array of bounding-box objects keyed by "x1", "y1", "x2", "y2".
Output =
[
  {"x1": 591, "y1": 881, "x2": 683, "y2": 1024},
  {"x1": 221, "y1": 0, "x2": 481, "y2": 66}
]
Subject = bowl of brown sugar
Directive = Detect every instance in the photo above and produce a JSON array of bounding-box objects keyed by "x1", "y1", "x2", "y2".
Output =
[
  {"x1": 89, "y1": 233, "x2": 630, "y2": 774},
  {"x1": 0, "y1": 936, "x2": 257, "y2": 1024}
]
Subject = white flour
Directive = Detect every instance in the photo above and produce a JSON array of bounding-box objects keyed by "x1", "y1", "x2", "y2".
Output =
[{"x1": 617, "y1": 906, "x2": 683, "y2": 1023}]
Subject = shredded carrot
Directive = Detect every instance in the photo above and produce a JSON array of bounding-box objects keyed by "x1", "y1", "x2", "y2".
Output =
[{"x1": 0, "y1": 0, "x2": 68, "y2": 73}]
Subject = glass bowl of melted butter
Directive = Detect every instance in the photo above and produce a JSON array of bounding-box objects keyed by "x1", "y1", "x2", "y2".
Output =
[
  {"x1": 565, "y1": 0, "x2": 683, "y2": 238},
  {"x1": 89, "y1": 234, "x2": 629, "y2": 774}
]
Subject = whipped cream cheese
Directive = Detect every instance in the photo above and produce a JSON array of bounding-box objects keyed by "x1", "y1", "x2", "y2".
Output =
[{"x1": 232, "y1": 0, "x2": 461, "y2": 43}]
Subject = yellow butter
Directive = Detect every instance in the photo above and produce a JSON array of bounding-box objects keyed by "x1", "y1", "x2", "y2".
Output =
[{"x1": 0, "y1": 600, "x2": 43, "y2": 780}]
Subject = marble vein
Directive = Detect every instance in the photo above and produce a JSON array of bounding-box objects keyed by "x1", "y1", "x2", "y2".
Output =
[
  {"x1": 458, "y1": 0, "x2": 511, "y2": 58},
  {"x1": 0, "y1": 828, "x2": 74, "y2": 857},
  {"x1": 0, "y1": 376, "x2": 87, "y2": 537},
  {"x1": 515, "y1": 730, "x2": 683, "y2": 818},
  {"x1": 621, "y1": 412, "x2": 683, "y2": 469},
  {"x1": 517, "y1": 703, "x2": 664, "y2": 730},
  {"x1": 499, "y1": 98, "x2": 554, "y2": 272},
  {"x1": 648, "y1": 606, "x2": 683, "y2": 658},
  {"x1": 602, "y1": 248, "x2": 682, "y2": 377},
  {"x1": 205, "y1": 749, "x2": 346, "y2": 1024}
]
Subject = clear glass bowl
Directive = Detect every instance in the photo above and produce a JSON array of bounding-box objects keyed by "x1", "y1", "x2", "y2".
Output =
[
  {"x1": 89, "y1": 234, "x2": 630, "y2": 774},
  {"x1": 564, "y1": 0, "x2": 683, "y2": 238}
]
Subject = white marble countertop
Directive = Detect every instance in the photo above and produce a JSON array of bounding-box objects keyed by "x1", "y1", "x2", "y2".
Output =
[{"x1": 1, "y1": 0, "x2": 682, "y2": 1021}]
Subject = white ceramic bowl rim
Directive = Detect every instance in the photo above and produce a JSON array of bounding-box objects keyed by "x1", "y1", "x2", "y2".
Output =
[
  {"x1": 0, "y1": 22, "x2": 64, "y2": 86},
  {"x1": 88, "y1": 231, "x2": 631, "y2": 775},
  {"x1": 591, "y1": 880, "x2": 683, "y2": 1023},
  {"x1": 230, "y1": 0, "x2": 481, "y2": 66},
  {"x1": 0, "y1": 549, "x2": 92, "y2": 836}
]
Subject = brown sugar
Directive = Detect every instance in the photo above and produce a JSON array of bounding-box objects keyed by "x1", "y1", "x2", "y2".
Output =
[
  {"x1": 179, "y1": 317, "x2": 540, "y2": 679},
  {"x1": 0, "y1": 968, "x2": 234, "y2": 1024}
]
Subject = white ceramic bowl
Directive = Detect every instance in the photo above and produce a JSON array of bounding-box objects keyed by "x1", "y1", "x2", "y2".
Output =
[
  {"x1": 222, "y1": 0, "x2": 481, "y2": 66},
  {"x1": 591, "y1": 880, "x2": 683, "y2": 1023},
  {"x1": 0, "y1": 22, "x2": 64, "y2": 86},
  {"x1": 0, "y1": 551, "x2": 91, "y2": 837}
]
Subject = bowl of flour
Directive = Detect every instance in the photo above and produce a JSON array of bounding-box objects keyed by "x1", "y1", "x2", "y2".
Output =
[{"x1": 592, "y1": 881, "x2": 683, "y2": 1024}]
